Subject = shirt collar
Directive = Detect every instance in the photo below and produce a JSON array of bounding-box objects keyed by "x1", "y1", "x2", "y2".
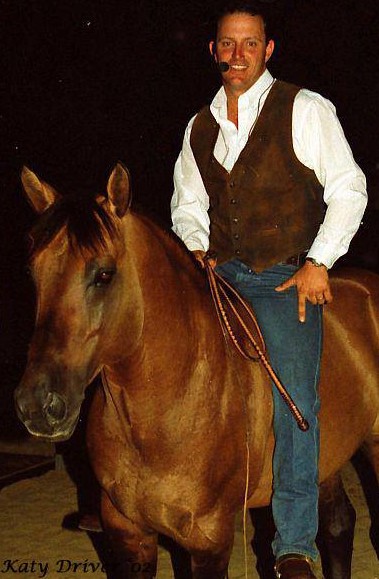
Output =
[{"x1": 210, "y1": 69, "x2": 274, "y2": 121}]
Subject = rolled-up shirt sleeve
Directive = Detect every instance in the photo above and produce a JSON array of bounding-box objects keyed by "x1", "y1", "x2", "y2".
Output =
[
  {"x1": 294, "y1": 91, "x2": 368, "y2": 269},
  {"x1": 171, "y1": 118, "x2": 210, "y2": 252}
]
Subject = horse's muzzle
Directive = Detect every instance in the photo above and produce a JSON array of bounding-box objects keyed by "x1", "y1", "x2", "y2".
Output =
[{"x1": 14, "y1": 379, "x2": 79, "y2": 441}]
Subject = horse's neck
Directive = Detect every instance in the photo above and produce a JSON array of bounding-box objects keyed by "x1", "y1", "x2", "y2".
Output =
[
  {"x1": 132, "y1": 213, "x2": 208, "y2": 325},
  {"x1": 108, "y1": 214, "x2": 201, "y2": 352},
  {"x1": 106, "y1": 213, "x2": 226, "y2": 413}
]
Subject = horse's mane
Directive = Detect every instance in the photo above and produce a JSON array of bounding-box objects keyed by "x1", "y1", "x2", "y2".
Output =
[
  {"x1": 134, "y1": 212, "x2": 208, "y2": 289},
  {"x1": 29, "y1": 194, "x2": 116, "y2": 256},
  {"x1": 29, "y1": 193, "x2": 205, "y2": 288}
]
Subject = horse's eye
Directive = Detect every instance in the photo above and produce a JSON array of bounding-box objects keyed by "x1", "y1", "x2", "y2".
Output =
[{"x1": 94, "y1": 269, "x2": 115, "y2": 287}]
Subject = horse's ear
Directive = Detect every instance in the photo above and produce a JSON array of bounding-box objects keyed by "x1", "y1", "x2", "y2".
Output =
[
  {"x1": 21, "y1": 166, "x2": 59, "y2": 214},
  {"x1": 106, "y1": 162, "x2": 132, "y2": 218}
]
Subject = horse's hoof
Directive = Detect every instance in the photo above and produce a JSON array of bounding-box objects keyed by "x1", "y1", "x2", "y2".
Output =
[
  {"x1": 61, "y1": 511, "x2": 103, "y2": 533},
  {"x1": 78, "y1": 513, "x2": 103, "y2": 533},
  {"x1": 274, "y1": 554, "x2": 317, "y2": 578}
]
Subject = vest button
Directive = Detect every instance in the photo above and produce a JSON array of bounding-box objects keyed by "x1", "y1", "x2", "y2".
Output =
[
  {"x1": 230, "y1": 181, "x2": 235, "y2": 188},
  {"x1": 233, "y1": 233, "x2": 240, "y2": 240},
  {"x1": 235, "y1": 249, "x2": 241, "y2": 255},
  {"x1": 233, "y1": 217, "x2": 239, "y2": 223},
  {"x1": 230, "y1": 198, "x2": 237, "y2": 204}
]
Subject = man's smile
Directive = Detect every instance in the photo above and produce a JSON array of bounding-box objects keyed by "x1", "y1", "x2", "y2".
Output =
[{"x1": 229, "y1": 63, "x2": 248, "y2": 70}]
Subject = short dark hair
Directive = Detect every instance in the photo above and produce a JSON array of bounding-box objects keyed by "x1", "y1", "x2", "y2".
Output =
[{"x1": 213, "y1": 2, "x2": 274, "y2": 45}]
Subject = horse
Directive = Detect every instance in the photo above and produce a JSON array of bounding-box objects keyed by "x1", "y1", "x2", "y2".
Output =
[{"x1": 14, "y1": 164, "x2": 379, "y2": 579}]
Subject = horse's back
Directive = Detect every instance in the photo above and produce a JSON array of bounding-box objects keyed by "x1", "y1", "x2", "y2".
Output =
[
  {"x1": 325, "y1": 267, "x2": 379, "y2": 364},
  {"x1": 329, "y1": 266, "x2": 379, "y2": 323},
  {"x1": 319, "y1": 267, "x2": 379, "y2": 478}
]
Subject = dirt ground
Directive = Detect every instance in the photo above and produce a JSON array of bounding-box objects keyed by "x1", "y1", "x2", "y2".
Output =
[{"x1": 0, "y1": 462, "x2": 377, "y2": 579}]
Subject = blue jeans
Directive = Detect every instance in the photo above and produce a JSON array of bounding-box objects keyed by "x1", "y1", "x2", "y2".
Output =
[{"x1": 216, "y1": 260, "x2": 322, "y2": 561}]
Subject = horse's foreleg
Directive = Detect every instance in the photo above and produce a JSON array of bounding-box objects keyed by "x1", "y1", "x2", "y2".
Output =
[
  {"x1": 188, "y1": 522, "x2": 233, "y2": 579},
  {"x1": 101, "y1": 491, "x2": 158, "y2": 579},
  {"x1": 317, "y1": 472, "x2": 356, "y2": 579},
  {"x1": 190, "y1": 549, "x2": 231, "y2": 579},
  {"x1": 158, "y1": 535, "x2": 192, "y2": 579}
]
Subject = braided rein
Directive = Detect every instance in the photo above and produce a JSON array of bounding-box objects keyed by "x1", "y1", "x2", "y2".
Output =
[{"x1": 204, "y1": 259, "x2": 309, "y2": 432}]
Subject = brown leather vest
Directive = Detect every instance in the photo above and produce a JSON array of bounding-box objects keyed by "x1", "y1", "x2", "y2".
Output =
[{"x1": 190, "y1": 81, "x2": 325, "y2": 272}]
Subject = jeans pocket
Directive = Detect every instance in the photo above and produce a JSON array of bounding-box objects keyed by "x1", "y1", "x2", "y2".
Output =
[{"x1": 235, "y1": 271, "x2": 252, "y2": 284}]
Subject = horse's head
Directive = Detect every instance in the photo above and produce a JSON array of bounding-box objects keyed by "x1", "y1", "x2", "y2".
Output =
[{"x1": 14, "y1": 163, "x2": 141, "y2": 441}]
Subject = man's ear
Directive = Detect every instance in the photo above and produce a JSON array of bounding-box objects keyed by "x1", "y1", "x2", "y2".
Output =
[
  {"x1": 265, "y1": 39, "x2": 275, "y2": 63},
  {"x1": 209, "y1": 40, "x2": 217, "y2": 61}
]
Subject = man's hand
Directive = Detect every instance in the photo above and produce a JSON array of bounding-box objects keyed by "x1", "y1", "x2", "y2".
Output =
[
  {"x1": 192, "y1": 250, "x2": 217, "y2": 269},
  {"x1": 275, "y1": 260, "x2": 333, "y2": 323}
]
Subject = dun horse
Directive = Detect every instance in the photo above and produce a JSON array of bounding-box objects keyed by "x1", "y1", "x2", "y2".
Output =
[{"x1": 15, "y1": 164, "x2": 379, "y2": 579}]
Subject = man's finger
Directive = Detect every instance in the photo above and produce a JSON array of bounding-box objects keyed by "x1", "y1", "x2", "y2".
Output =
[
  {"x1": 298, "y1": 293, "x2": 307, "y2": 323},
  {"x1": 275, "y1": 278, "x2": 295, "y2": 292},
  {"x1": 308, "y1": 293, "x2": 319, "y2": 305}
]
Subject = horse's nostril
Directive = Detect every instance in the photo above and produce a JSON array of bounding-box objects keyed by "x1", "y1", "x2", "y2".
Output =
[{"x1": 44, "y1": 392, "x2": 67, "y2": 423}]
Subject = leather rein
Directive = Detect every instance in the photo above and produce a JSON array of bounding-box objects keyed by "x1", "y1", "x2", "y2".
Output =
[{"x1": 204, "y1": 259, "x2": 309, "y2": 432}]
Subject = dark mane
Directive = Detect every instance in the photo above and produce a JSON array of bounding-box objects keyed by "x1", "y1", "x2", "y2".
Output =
[{"x1": 29, "y1": 194, "x2": 116, "y2": 256}]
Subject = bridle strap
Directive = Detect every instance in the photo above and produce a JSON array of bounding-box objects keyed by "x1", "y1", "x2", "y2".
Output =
[{"x1": 205, "y1": 261, "x2": 309, "y2": 432}]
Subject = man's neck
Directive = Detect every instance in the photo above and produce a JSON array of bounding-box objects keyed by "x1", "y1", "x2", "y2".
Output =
[
  {"x1": 224, "y1": 84, "x2": 254, "y2": 128},
  {"x1": 223, "y1": 69, "x2": 272, "y2": 128},
  {"x1": 226, "y1": 95, "x2": 240, "y2": 128}
]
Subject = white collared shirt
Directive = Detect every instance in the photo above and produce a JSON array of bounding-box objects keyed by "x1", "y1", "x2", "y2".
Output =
[{"x1": 171, "y1": 69, "x2": 367, "y2": 269}]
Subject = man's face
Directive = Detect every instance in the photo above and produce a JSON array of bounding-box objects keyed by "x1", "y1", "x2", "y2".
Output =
[{"x1": 210, "y1": 12, "x2": 274, "y2": 97}]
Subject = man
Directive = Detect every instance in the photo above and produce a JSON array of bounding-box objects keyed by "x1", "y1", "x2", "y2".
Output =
[{"x1": 171, "y1": 2, "x2": 367, "y2": 578}]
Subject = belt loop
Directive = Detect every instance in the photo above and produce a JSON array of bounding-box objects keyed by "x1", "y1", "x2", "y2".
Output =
[{"x1": 284, "y1": 252, "x2": 307, "y2": 267}]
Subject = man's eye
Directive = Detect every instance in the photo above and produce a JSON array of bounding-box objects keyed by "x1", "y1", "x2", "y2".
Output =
[{"x1": 93, "y1": 269, "x2": 115, "y2": 287}]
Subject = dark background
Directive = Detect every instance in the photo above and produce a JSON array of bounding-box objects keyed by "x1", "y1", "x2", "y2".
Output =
[{"x1": 0, "y1": 0, "x2": 378, "y2": 438}]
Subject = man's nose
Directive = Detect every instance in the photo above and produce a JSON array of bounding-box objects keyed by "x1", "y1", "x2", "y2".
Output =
[{"x1": 233, "y1": 43, "x2": 245, "y2": 59}]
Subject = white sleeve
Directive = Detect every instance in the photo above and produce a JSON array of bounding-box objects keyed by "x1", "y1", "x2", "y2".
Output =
[
  {"x1": 293, "y1": 91, "x2": 368, "y2": 269},
  {"x1": 171, "y1": 117, "x2": 211, "y2": 252}
]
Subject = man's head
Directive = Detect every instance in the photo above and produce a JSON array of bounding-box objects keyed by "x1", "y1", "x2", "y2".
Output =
[{"x1": 209, "y1": 2, "x2": 275, "y2": 97}]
